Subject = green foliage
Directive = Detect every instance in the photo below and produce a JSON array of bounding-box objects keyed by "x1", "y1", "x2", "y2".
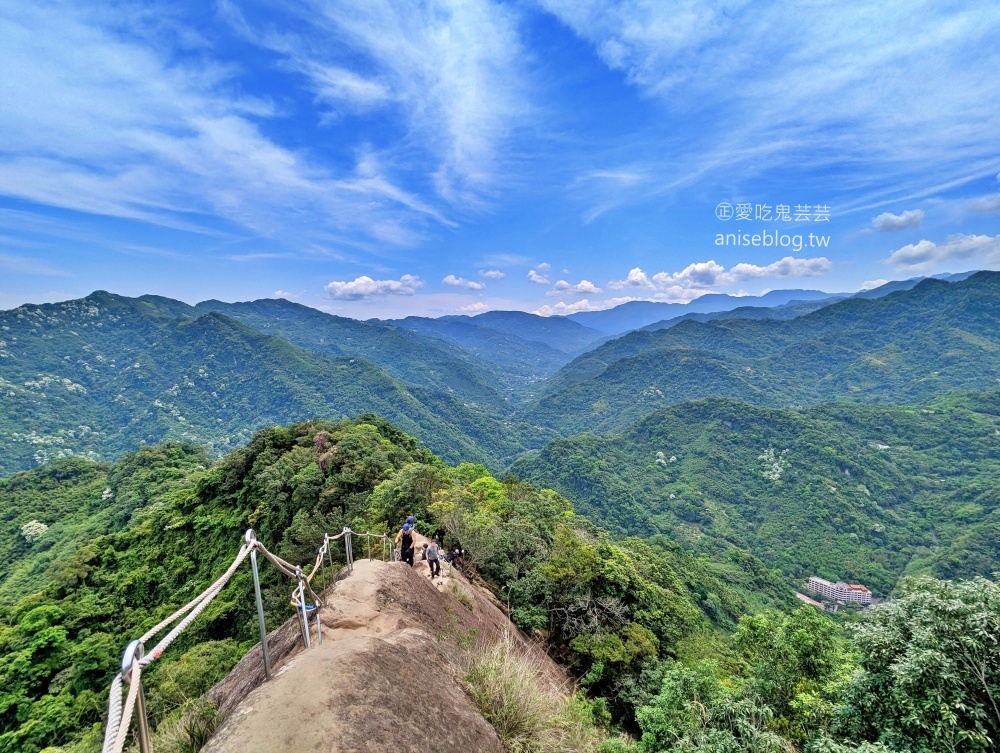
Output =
[
  {"x1": 834, "y1": 577, "x2": 1000, "y2": 752},
  {"x1": 0, "y1": 291, "x2": 554, "y2": 476},
  {"x1": 513, "y1": 391, "x2": 1000, "y2": 594},
  {"x1": 531, "y1": 272, "x2": 1000, "y2": 435},
  {"x1": 0, "y1": 418, "x2": 439, "y2": 752}
]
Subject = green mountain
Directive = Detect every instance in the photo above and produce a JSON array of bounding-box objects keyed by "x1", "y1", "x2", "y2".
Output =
[
  {"x1": 566, "y1": 288, "x2": 840, "y2": 334},
  {"x1": 510, "y1": 391, "x2": 1000, "y2": 595},
  {"x1": 529, "y1": 272, "x2": 1000, "y2": 434},
  {"x1": 438, "y1": 310, "x2": 605, "y2": 354},
  {"x1": 0, "y1": 418, "x2": 791, "y2": 752},
  {"x1": 639, "y1": 297, "x2": 844, "y2": 333},
  {"x1": 387, "y1": 315, "x2": 574, "y2": 390},
  {"x1": 196, "y1": 298, "x2": 505, "y2": 408},
  {"x1": 0, "y1": 292, "x2": 553, "y2": 474}
]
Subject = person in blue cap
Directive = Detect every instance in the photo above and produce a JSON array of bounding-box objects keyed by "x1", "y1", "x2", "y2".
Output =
[{"x1": 395, "y1": 522, "x2": 415, "y2": 566}]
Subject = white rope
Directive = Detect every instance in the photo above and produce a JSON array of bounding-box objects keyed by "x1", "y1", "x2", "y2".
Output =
[
  {"x1": 101, "y1": 673, "x2": 123, "y2": 753},
  {"x1": 113, "y1": 666, "x2": 143, "y2": 753},
  {"x1": 140, "y1": 543, "x2": 253, "y2": 663},
  {"x1": 100, "y1": 525, "x2": 397, "y2": 750}
]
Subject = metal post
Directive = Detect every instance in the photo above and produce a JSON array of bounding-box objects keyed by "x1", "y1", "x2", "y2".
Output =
[
  {"x1": 121, "y1": 640, "x2": 152, "y2": 753},
  {"x1": 246, "y1": 530, "x2": 271, "y2": 681},
  {"x1": 314, "y1": 603, "x2": 323, "y2": 646},
  {"x1": 296, "y1": 568, "x2": 311, "y2": 649},
  {"x1": 343, "y1": 527, "x2": 352, "y2": 572}
]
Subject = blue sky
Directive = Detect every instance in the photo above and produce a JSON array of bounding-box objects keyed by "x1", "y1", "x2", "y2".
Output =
[{"x1": 2, "y1": 1, "x2": 999, "y2": 318}]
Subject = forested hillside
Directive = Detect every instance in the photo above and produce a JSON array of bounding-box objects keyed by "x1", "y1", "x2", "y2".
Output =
[
  {"x1": 529, "y1": 272, "x2": 1000, "y2": 434},
  {"x1": 0, "y1": 292, "x2": 556, "y2": 474},
  {"x1": 512, "y1": 391, "x2": 1000, "y2": 594},
  {"x1": 0, "y1": 419, "x2": 791, "y2": 752},
  {"x1": 4, "y1": 419, "x2": 997, "y2": 753},
  {"x1": 195, "y1": 297, "x2": 506, "y2": 407}
]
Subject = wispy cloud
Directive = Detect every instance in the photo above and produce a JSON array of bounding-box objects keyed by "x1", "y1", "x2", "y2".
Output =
[
  {"x1": 0, "y1": 3, "x2": 470, "y2": 251},
  {"x1": 0, "y1": 252, "x2": 68, "y2": 277},
  {"x1": 966, "y1": 194, "x2": 1000, "y2": 213},
  {"x1": 479, "y1": 269, "x2": 505, "y2": 279},
  {"x1": 458, "y1": 301, "x2": 488, "y2": 312},
  {"x1": 231, "y1": 0, "x2": 532, "y2": 209},
  {"x1": 542, "y1": 1, "x2": 1000, "y2": 218}
]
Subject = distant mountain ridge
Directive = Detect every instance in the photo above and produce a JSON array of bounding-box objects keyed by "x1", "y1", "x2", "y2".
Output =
[
  {"x1": 527, "y1": 272, "x2": 1000, "y2": 434},
  {"x1": 0, "y1": 271, "x2": 990, "y2": 475},
  {"x1": 565, "y1": 288, "x2": 842, "y2": 334},
  {"x1": 0, "y1": 292, "x2": 555, "y2": 474}
]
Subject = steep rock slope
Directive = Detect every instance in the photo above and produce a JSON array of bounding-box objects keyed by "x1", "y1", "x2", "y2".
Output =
[{"x1": 202, "y1": 555, "x2": 552, "y2": 753}]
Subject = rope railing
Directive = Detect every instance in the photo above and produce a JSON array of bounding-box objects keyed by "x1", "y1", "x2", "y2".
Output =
[{"x1": 100, "y1": 525, "x2": 401, "y2": 753}]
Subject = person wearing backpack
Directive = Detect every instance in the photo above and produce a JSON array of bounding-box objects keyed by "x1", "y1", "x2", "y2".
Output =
[
  {"x1": 395, "y1": 523, "x2": 415, "y2": 566},
  {"x1": 425, "y1": 540, "x2": 441, "y2": 579}
]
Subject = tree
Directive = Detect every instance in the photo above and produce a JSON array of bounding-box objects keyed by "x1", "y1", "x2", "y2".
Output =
[{"x1": 836, "y1": 577, "x2": 1000, "y2": 752}]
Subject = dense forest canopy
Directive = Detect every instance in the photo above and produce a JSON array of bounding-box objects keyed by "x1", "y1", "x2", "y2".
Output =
[{"x1": 2, "y1": 419, "x2": 999, "y2": 752}]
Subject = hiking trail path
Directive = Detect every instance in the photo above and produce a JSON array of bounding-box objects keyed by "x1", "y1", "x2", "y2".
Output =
[{"x1": 200, "y1": 531, "x2": 517, "y2": 753}]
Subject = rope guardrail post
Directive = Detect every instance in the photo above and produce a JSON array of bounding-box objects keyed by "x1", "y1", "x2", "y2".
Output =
[
  {"x1": 344, "y1": 527, "x2": 353, "y2": 571},
  {"x1": 295, "y1": 567, "x2": 312, "y2": 649},
  {"x1": 121, "y1": 640, "x2": 152, "y2": 753},
  {"x1": 245, "y1": 530, "x2": 272, "y2": 681},
  {"x1": 325, "y1": 533, "x2": 336, "y2": 581}
]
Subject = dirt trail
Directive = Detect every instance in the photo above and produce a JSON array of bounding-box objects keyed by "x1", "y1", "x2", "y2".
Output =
[{"x1": 201, "y1": 540, "x2": 508, "y2": 753}]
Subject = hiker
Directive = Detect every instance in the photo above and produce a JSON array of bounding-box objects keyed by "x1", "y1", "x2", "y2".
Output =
[
  {"x1": 446, "y1": 547, "x2": 463, "y2": 574},
  {"x1": 425, "y1": 540, "x2": 441, "y2": 579},
  {"x1": 405, "y1": 513, "x2": 416, "y2": 528},
  {"x1": 395, "y1": 523, "x2": 415, "y2": 566}
]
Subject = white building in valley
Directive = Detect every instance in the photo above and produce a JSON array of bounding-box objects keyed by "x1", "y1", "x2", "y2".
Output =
[{"x1": 807, "y1": 576, "x2": 872, "y2": 605}]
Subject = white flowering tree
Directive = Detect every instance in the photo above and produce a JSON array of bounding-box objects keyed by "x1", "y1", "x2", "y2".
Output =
[{"x1": 21, "y1": 519, "x2": 49, "y2": 542}]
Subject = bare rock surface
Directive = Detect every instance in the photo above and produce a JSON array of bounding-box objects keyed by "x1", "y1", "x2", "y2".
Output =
[{"x1": 200, "y1": 540, "x2": 554, "y2": 753}]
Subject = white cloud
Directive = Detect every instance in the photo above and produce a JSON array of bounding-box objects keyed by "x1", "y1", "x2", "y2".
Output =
[
  {"x1": 442, "y1": 274, "x2": 485, "y2": 290},
  {"x1": 967, "y1": 194, "x2": 1000, "y2": 213},
  {"x1": 0, "y1": 3, "x2": 493, "y2": 253},
  {"x1": 872, "y1": 210, "x2": 925, "y2": 231},
  {"x1": 886, "y1": 233, "x2": 1000, "y2": 272},
  {"x1": 611, "y1": 257, "x2": 831, "y2": 293},
  {"x1": 534, "y1": 295, "x2": 639, "y2": 316},
  {"x1": 548, "y1": 279, "x2": 602, "y2": 296},
  {"x1": 859, "y1": 279, "x2": 889, "y2": 290},
  {"x1": 324, "y1": 273, "x2": 424, "y2": 300},
  {"x1": 536, "y1": 261, "x2": 551, "y2": 271},
  {"x1": 258, "y1": 0, "x2": 531, "y2": 207},
  {"x1": 528, "y1": 269, "x2": 550, "y2": 284},
  {"x1": 273, "y1": 289, "x2": 298, "y2": 298},
  {"x1": 608, "y1": 267, "x2": 655, "y2": 290},
  {"x1": 726, "y1": 256, "x2": 832, "y2": 280},
  {"x1": 479, "y1": 269, "x2": 505, "y2": 279},
  {"x1": 458, "y1": 301, "x2": 488, "y2": 312}
]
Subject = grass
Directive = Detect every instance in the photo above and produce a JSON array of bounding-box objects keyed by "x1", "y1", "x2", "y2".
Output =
[
  {"x1": 449, "y1": 581, "x2": 476, "y2": 611},
  {"x1": 463, "y1": 637, "x2": 605, "y2": 753},
  {"x1": 127, "y1": 698, "x2": 220, "y2": 753}
]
